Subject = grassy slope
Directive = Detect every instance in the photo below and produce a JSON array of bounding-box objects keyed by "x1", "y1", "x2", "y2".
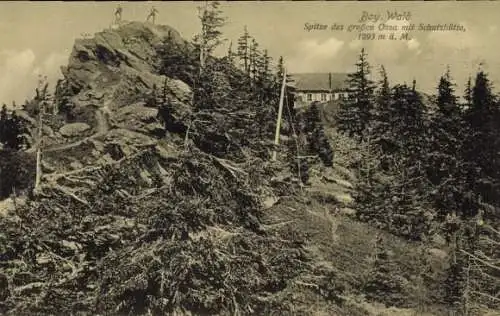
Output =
[
  {"x1": 263, "y1": 192, "x2": 450, "y2": 315},
  {"x1": 263, "y1": 102, "x2": 453, "y2": 315}
]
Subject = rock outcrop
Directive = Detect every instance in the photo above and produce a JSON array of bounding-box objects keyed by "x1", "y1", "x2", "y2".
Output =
[
  {"x1": 42, "y1": 22, "x2": 194, "y2": 172},
  {"x1": 62, "y1": 21, "x2": 192, "y2": 113}
]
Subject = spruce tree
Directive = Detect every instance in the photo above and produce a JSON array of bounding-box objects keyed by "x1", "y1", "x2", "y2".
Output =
[
  {"x1": 0, "y1": 104, "x2": 7, "y2": 146},
  {"x1": 463, "y1": 76, "x2": 473, "y2": 111},
  {"x1": 276, "y1": 56, "x2": 284, "y2": 84},
  {"x1": 237, "y1": 26, "x2": 251, "y2": 74},
  {"x1": 249, "y1": 38, "x2": 260, "y2": 84},
  {"x1": 260, "y1": 50, "x2": 271, "y2": 81},
  {"x1": 377, "y1": 66, "x2": 391, "y2": 107},
  {"x1": 436, "y1": 68, "x2": 458, "y2": 115},
  {"x1": 4, "y1": 111, "x2": 22, "y2": 150},
  {"x1": 257, "y1": 49, "x2": 273, "y2": 103},
  {"x1": 195, "y1": 1, "x2": 226, "y2": 74},
  {"x1": 0, "y1": 149, "x2": 36, "y2": 199},
  {"x1": 303, "y1": 102, "x2": 334, "y2": 167},
  {"x1": 363, "y1": 237, "x2": 408, "y2": 306},
  {"x1": 463, "y1": 70, "x2": 500, "y2": 209},
  {"x1": 427, "y1": 69, "x2": 468, "y2": 217},
  {"x1": 158, "y1": 31, "x2": 197, "y2": 86},
  {"x1": 356, "y1": 81, "x2": 431, "y2": 239},
  {"x1": 336, "y1": 48, "x2": 375, "y2": 140},
  {"x1": 372, "y1": 83, "x2": 425, "y2": 160},
  {"x1": 372, "y1": 66, "x2": 392, "y2": 156},
  {"x1": 226, "y1": 41, "x2": 234, "y2": 64}
]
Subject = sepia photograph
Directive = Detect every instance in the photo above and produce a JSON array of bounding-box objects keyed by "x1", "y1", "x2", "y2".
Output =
[{"x1": 0, "y1": 1, "x2": 499, "y2": 315}]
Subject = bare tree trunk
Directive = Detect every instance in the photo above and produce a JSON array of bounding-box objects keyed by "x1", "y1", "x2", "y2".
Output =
[
  {"x1": 12, "y1": 185, "x2": 17, "y2": 210},
  {"x1": 272, "y1": 68, "x2": 287, "y2": 161},
  {"x1": 34, "y1": 106, "x2": 43, "y2": 196},
  {"x1": 184, "y1": 123, "x2": 191, "y2": 152},
  {"x1": 35, "y1": 147, "x2": 42, "y2": 193},
  {"x1": 198, "y1": 1, "x2": 209, "y2": 75},
  {"x1": 199, "y1": 46, "x2": 205, "y2": 75}
]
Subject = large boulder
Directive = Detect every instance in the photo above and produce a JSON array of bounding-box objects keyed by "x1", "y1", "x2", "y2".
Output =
[
  {"x1": 114, "y1": 102, "x2": 159, "y2": 134},
  {"x1": 63, "y1": 22, "x2": 186, "y2": 97},
  {"x1": 100, "y1": 128, "x2": 157, "y2": 157},
  {"x1": 59, "y1": 122, "x2": 91, "y2": 138}
]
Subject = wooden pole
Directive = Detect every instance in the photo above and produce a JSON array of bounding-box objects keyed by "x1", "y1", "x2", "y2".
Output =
[
  {"x1": 34, "y1": 78, "x2": 46, "y2": 196},
  {"x1": 272, "y1": 68, "x2": 287, "y2": 161},
  {"x1": 34, "y1": 104, "x2": 43, "y2": 196}
]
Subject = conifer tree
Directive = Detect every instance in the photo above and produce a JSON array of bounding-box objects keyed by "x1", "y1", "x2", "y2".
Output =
[
  {"x1": 255, "y1": 49, "x2": 273, "y2": 103},
  {"x1": 195, "y1": 1, "x2": 226, "y2": 74},
  {"x1": 0, "y1": 148, "x2": 35, "y2": 199},
  {"x1": 336, "y1": 48, "x2": 376, "y2": 140},
  {"x1": 4, "y1": 111, "x2": 22, "y2": 150},
  {"x1": 0, "y1": 104, "x2": 7, "y2": 146},
  {"x1": 249, "y1": 38, "x2": 260, "y2": 84},
  {"x1": 372, "y1": 66, "x2": 391, "y2": 153},
  {"x1": 436, "y1": 68, "x2": 458, "y2": 114},
  {"x1": 427, "y1": 69, "x2": 468, "y2": 217},
  {"x1": 363, "y1": 236, "x2": 408, "y2": 306},
  {"x1": 237, "y1": 26, "x2": 251, "y2": 74},
  {"x1": 227, "y1": 41, "x2": 234, "y2": 64},
  {"x1": 377, "y1": 66, "x2": 391, "y2": 106},
  {"x1": 158, "y1": 31, "x2": 197, "y2": 86},
  {"x1": 463, "y1": 76, "x2": 473, "y2": 111},
  {"x1": 276, "y1": 56, "x2": 284, "y2": 83},
  {"x1": 260, "y1": 49, "x2": 272, "y2": 83},
  {"x1": 371, "y1": 79, "x2": 425, "y2": 161},
  {"x1": 390, "y1": 84, "x2": 427, "y2": 161},
  {"x1": 463, "y1": 70, "x2": 500, "y2": 209},
  {"x1": 466, "y1": 71, "x2": 497, "y2": 141},
  {"x1": 303, "y1": 102, "x2": 334, "y2": 167}
]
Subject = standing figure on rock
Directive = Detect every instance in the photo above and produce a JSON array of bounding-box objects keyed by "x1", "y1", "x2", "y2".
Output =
[
  {"x1": 114, "y1": 5, "x2": 123, "y2": 25},
  {"x1": 146, "y1": 6, "x2": 159, "y2": 24}
]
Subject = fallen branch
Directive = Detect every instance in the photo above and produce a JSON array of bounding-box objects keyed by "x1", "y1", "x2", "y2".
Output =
[
  {"x1": 461, "y1": 249, "x2": 500, "y2": 272},
  {"x1": 44, "y1": 149, "x2": 152, "y2": 181},
  {"x1": 54, "y1": 175, "x2": 97, "y2": 188},
  {"x1": 13, "y1": 282, "x2": 45, "y2": 294},
  {"x1": 294, "y1": 280, "x2": 319, "y2": 289},
  {"x1": 213, "y1": 157, "x2": 248, "y2": 178},
  {"x1": 262, "y1": 220, "x2": 295, "y2": 229},
  {"x1": 44, "y1": 165, "x2": 106, "y2": 181},
  {"x1": 470, "y1": 290, "x2": 500, "y2": 303},
  {"x1": 50, "y1": 184, "x2": 90, "y2": 206},
  {"x1": 480, "y1": 236, "x2": 500, "y2": 247}
]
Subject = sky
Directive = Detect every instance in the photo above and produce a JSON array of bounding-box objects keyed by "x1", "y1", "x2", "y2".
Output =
[{"x1": 0, "y1": 1, "x2": 499, "y2": 105}]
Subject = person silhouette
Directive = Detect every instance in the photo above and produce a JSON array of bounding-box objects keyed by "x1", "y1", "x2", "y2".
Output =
[
  {"x1": 114, "y1": 5, "x2": 123, "y2": 24},
  {"x1": 146, "y1": 6, "x2": 159, "y2": 24}
]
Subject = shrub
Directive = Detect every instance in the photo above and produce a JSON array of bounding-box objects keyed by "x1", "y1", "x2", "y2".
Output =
[{"x1": 0, "y1": 149, "x2": 35, "y2": 199}]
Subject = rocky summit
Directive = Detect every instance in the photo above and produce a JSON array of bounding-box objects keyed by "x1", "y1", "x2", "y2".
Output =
[{"x1": 42, "y1": 22, "x2": 193, "y2": 173}]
